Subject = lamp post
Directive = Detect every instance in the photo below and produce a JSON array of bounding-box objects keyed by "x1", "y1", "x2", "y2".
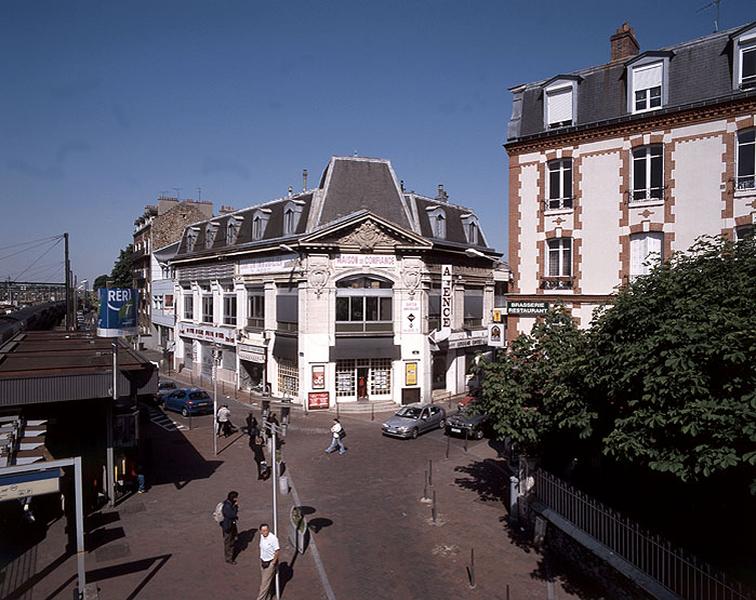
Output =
[
  {"x1": 265, "y1": 418, "x2": 284, "y2": 600},
  {"x1": 212, "y1": 345, "x2": 222, "y2": 456}
]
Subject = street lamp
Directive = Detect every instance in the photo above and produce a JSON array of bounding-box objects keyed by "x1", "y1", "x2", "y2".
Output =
[{"x1": 212, "y1": 344, "x2": 222, "y2": 456}]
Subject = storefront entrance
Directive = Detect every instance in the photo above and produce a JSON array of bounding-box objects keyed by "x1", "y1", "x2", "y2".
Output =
[
  {"x1": 432, "y1": 353, "x2": 447, "y2": 390},
  {"x1": 357, "y1": 367, "x2": 369, "y2": 399}
]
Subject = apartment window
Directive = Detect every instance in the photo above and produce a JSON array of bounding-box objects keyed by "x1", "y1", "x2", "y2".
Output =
[
  {"x1": 227, "y1": 219, "x2": 241, "y2": 245},
  {"x1": 468, "y1": 221, "x2": 479, "y2": 245},
  {"x1": 277, "y1": 358, "x2": 299, "y2": 395},
  {"x1": 738, "y1": 41, "x2": 756, "y2": 88},
  {"x1": 186, "y1": 229, "x2": 198, "y2": 253},
  {"x1": 252, "y1": 216, "x2": 263, "y2": 240},
  {"x1": 547, "y1": 159, "x2": 573, "y2": 210},
  {"x1": 202, "y1": 295, "x2": 213, "y2": 323},
  {"x1": 335, "y1": 275, "x2": 393, "y2": 334},
  {"x1": 547, "y1": 238, "x2": 572, "y2": 277},
  {"x1": 632, "y1": 62, "x2": 663, "y2": 113},
  {"x1": 463, "y1": 287, "x2": 483, "y2": 328},
  {"x1": 737, "y1": 129, "x2": 755, "y2": 190},
  {"x1": 427, "y1": 285, "x2": 441, "y2": 332},
  {"x1": 247, "y1": 289, "x2": 265, "y2": 329},
  {"x1": 630, "y1": 232, "x2": 664, "y2": 279},
  {"x1": 276, "y1": 286, "x2": 299, "y2": 333},
  {"x1": 546, "y1": 86, "x2": 573, "y2": 128},
  {"x1": 223, "y1": 295, "x2": 237, "y2": 326},
  {"x1": 632, "y1": 145, "x2": 663, "y2": 202},
  {"x1": 426, "y1": 206, "x2": 446, "y2": 239},
  {"x1": 283, "y1": 209, "x2": 295, "y2": 235},
  {"x1": 735, "y1": 224, "x2": 754, "y2": 241},
  {"x1": 184, "y1": 294, "x2": 194, "y2": 320}
]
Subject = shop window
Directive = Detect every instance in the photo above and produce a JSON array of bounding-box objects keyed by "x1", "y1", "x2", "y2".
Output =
[
  {"x1": 277, "y1": 358, "x2": 299, "y2": 395},
  {"x1": 336, "y1": 360, "x2": 356, "y2": 397},
  {"x1": 370, "y1": 359, "x2": 392, "y2": 395}
]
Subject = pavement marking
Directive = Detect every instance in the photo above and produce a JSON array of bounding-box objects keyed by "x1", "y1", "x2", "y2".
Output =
[
  {"x1": 145, "y1": 406, "x2": 185, "y2": 431},
  {"x1": 287, "y1": 472, "x2": 337, "y2": 600}
]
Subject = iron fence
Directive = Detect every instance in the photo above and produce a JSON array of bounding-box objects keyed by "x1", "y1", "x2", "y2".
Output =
[{"x1": 534, "y1": 469, "x2": 754, "y2": 600}]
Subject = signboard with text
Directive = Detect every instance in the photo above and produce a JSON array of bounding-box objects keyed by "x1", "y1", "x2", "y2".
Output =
[
  {"x1": 488, "y1": 324, "x2": 504, "y2": 347},
  {"x1": 405, "y1": 362, "x2": 418, "y2": 386},
  {"x1": 308, "y1": 392, "x2": 330, "y2": 410},
  {"x1": 0, "y1": 469, "x2": 61, "y2": 501},
  {"x1": 311, "y1": 365, "x2": 325, "y2": 390},
  {"x1": 333, "y1": 254, "x2": 396, "y2": 268},
  {"x1": 97, "y1": 288, "x2": 138, "y2": 337},
  {"x1": 439, "y1": 264, "x2": 453, "y2": 340},
  {"x1": 401, "y1": 300, "x2": 420, "y2": 333},
  {"x1": 507, "y1": 301, "x2": 550, "y2": 316}
]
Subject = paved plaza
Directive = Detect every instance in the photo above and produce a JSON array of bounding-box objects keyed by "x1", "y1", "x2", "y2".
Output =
[{"x1": 2, "y1": 390, "x2": 603, "y2": 600}]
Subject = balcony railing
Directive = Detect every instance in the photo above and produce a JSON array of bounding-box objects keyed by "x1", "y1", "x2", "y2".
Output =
[
  {"x1": 246, "y1": 317, "x2": 264, "y2": 330},
  {"x1": 336, "y1": 321, "x2": 393, "y2": 334},
  {"x1": 541, "y1": 276, "x2": 573, "y2": 290}
]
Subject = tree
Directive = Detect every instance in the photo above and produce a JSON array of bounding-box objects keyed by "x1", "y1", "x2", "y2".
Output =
[
  {"x1": 93, "y1": 274, "x2": 109, "y2": 290},
  {"x1": 109, "y1": 244, "x2": 134, "y2": 288},
  {"x1": 477, "y1": 307, "x2": 596, "y2": 457},
  {"x1": 590, "y1": 236, "x2": 756, "y2": 484}
]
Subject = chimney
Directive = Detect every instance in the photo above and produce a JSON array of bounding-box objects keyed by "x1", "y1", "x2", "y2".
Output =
[
  {"x1": 302, "y1": 169, "x2": 308, "y2": 191},
  {"x1": 219, "y1": 205, "x2": 236, "y2": 215},
  {"x1": 610, "y1": 22, "x2": 639, "y2": 62},
  {"x1": 436, "y1": 184, "x2": 449, "y2": 203}
]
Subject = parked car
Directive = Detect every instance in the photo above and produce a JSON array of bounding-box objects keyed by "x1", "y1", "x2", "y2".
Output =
[
  {"x1": 381, "y1": 403, "x2": 446, "y2": 439},
  {"x1": 162, "y1": 388, "x2": 213, "y2": 417},
  {"x1": 154, "y1": 380, "x2": 178, "y2": 405},
  {"x1": 445, "y1": 405, "x2": 488, "y2": 440}
]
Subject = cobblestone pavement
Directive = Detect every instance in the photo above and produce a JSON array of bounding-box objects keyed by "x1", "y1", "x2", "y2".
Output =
[{"x1": 2, "y1": 386, "x2": 603, "y2": 600}]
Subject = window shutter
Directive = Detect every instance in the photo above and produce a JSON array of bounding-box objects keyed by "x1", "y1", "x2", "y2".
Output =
[
  {"x1": 646, "y1": 233, "x2": 663, "y2": 268},
  {"x1": 630, "y1": 236, "x2": 643, "y2": 277},
  {"x1": 547, "y1": 87, "x2": 573, "y2": 125},
  {"x1": 633, "y1": 63, "x2": 662, "y2": 90}
]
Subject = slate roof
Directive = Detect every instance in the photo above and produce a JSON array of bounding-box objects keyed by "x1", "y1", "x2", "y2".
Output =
[
  {"x1": 174, "y1": 156, "x2": 495, "y2": 258},
  {"x1": 508, "y1": 22, "x2": 756, "y2": 143}
]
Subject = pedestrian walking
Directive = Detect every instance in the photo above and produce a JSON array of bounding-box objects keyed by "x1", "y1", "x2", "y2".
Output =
[
  {"x1": 246, "y1": 412, "x2": 259, "y2": 438},
  {"x1": 217, "y1": 404, "x2": 232, "y2": 437},
  {"x1": 220, "y1": 491, "x2": 239, "y2": 564},
  {"x1": 256, "y1": 523, "x2": 279, "y2": 600},
  {"x1": 251, "y1": 435, "x2": 269, "y2": 480},
  {"x1": 325, "y1": 417, "x2": 347, "y2": 455},
  {"x1": 266, "y1": 413, "x2": 279, "y2": 439}
]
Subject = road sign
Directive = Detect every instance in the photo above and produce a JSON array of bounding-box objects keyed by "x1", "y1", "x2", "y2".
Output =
[{"x1": 0, "y1": 468, "x2": 62, "y2": 501}]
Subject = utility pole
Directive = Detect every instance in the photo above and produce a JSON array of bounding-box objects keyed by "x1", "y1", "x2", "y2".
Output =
[
  {"x1": 265, "y1": 418, "x2": 283, "y2": 600},
  {"x1": 213, "y1": 345, "x2": 222, "y2": 456},
  {"x1": 64, "y1": 232, "x2": 72, "y2": 330}
]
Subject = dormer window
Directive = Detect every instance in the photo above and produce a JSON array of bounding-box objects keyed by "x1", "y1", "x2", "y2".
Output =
[
  {"x1": 282, "y1": 200, "x2": 304, "y2": 236},
  {"x1": 627, "y1": 54, "x2": 671, "y2": 115},
  {"x1": 426, "y1": 206, "x2": 446, "y2": 239},
  {"x1": 186, "y1": 227, "x2": 199, "y2": 253},
  {"x1": 460, "y1": 214, "x2": 482, "y2": 246},
  {"x1": 226, "y1": 217, "x2": 242, "y2": 245},
  {"x1": 251, "y1": 209, "x2": 271, "y2": 241},
  {"x1": 205, "y1": 223, "x2": 219, "y2": 249},
  {"x1": 545, "y1": 86, "x2": 573, "y2": 128},
  {"x1": 734, "y1": 26, "x2": 756, "y2": 89}
]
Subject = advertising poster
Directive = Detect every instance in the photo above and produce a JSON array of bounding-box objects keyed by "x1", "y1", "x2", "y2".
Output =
[
  {"x1": 308, "y1": 392, "x2": 330, "y2": 410},
  {"x1": 312, "y1": 365, "x2": 325, "y2": 390},
  {"x1": 488, "y1": 324, "x2": 504, "y2": 347},
  {"x1": 97, "y1": 288, "x2": 138, "y2": 337},
  {"x1": 405, "y1": 362, "x2": 418, "y2": 386}
]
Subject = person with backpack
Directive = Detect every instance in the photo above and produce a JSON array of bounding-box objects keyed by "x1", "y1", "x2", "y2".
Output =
[
  {"x1": 217, "y1": 404, "x2": 233, "y2": 437},
  {"x1": 325, "y1": 417, "x2": 347, "y2": 455},
  {"x1": 214, "y1": 490, "x2": 239, "y2": 564}
]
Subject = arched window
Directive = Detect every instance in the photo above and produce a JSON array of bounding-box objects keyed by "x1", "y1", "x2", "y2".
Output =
[{"x1": 335, "y1": 275, "x2": 393, "y2": 333}]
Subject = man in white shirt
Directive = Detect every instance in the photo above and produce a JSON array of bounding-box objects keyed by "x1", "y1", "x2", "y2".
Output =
[
  {"x1": 217, "y1": 404, "x2": 231, "y2": 437},
  {"x1": 256, "y1": 523, "x2": 280, "y2": 600},
  {"x1": 324, "y1": 417, "x2": 347, "y2": 455}
]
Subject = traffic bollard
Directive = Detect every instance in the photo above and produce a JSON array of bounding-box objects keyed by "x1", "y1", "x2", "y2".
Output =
[
  {"x1": 428, "y1": 459, "x2": 433, "y2": 487},
  {"x1": 446, "y1": 435, "x2": 450, "y2": 459},
  {"x1": 464, "y1": 429, "x2": 468, "y2": 452},
  {"x1": 432, "y1": 490, "x2": 437, "y2": 523},
  {"x1": 371, "y1": 403, "x2": 374, "y2": 421},
  {"x1": 423, "y1": 470, "x2": 428, "y2": 500},
  {"x1": 468, "y1": 547, "x2": 476, "y2": 589}
]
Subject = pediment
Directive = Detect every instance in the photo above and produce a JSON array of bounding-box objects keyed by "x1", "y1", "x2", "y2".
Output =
[{"x1": 302, "y1": 214, "x2": 430, "y2": 252}]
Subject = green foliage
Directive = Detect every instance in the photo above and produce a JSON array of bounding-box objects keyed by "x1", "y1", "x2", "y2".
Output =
[
  {"x1": 590, "y1": 236, "x2": 756, "y2": 483},
  {"x1": 477, "y1": 307, "x2": 596, "y2": 456},
  {"x1": 109, "y1": 244, "x2": 134, "y2": 288},
  {"x1": 93, "y1": 274, "x2": 109, "y2": 290},
  {"x1": 480, "y1": 235, "x2": 756, "y2": 488}
]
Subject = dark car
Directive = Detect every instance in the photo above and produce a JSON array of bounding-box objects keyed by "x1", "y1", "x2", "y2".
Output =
[
  {"x1": 445, "y1": 406, "x2": 488, "y2": 440},
  {"x1": 163, "y1": 388, "x2": 213, "y2": 417}
]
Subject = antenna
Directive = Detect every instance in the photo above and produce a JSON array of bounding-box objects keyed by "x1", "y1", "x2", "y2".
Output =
[
  {"x1": 697, "y1": 0, "x2": 723, "y2": 32},
  {"x1": 197, "y1": 186, "x2": 202, "y2": 201},
  {"x1": 172, "y1": 187, "x2": 182, "y2": 201}
]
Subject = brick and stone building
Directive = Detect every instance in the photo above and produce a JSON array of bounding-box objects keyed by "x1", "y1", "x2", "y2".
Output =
[
  {"x1": 132, "y1": 197, "x2": 213, "y2": 350},
  {"x1": 505, "y1": 21, "x2": 756, "y2": 339},
  {"x1": 170, "y1": 156, "x2": 508, "y2": 408}
]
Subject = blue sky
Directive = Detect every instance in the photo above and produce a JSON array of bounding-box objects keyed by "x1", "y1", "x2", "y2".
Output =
[{"x1": 1, "y1": 0, "x2": 753, "y2": 284}]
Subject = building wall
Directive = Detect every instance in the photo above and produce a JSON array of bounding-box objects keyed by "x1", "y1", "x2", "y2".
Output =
[{"x1": 507, "y1": 106, "x2": 756, "y2": 337}]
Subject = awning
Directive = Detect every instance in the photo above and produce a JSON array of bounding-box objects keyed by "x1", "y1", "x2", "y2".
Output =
[
  {"x1": 272, "y1": 335, "x2": 298, "y2": 361},
  {"x1": 329, "y1": 337, "x2": 400, "y2": 361}
]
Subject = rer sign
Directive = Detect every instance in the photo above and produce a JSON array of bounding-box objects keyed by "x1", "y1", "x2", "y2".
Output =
[{"x1": 97, "y1": 288, "x2": 138, "y2": 337}]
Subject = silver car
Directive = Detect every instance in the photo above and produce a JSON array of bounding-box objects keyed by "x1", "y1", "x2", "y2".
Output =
[{"x1": 381, "y1": 403, "x2": 447, "y2": 439}]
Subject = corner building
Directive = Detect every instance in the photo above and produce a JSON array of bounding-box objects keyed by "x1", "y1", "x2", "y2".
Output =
[
  {"x1": 505, "y1": 22, "x2": 756, "y2": 339},
  {"x1": 170, "y1": 157, "x2": 508, "y2": 408}
]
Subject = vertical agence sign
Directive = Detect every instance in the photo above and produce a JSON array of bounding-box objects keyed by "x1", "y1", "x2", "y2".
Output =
[
  {"x1": 97, "y1": 288, "x2": 138, "y2": 337},
  {"x1": 440, "y1": 264, "x2": 453, "y2": 339}
]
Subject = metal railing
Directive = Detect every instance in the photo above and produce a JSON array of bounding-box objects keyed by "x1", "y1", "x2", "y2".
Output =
[{"x1": 534, "y1": 470, "x2": 754, "y2": 600}]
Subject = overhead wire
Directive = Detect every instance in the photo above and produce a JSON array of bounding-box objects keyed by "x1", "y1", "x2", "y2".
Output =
[
  {"x1": 11, "y1": 237, "x2": 63, "y2": 283},
  {"x1": 0, "y1": 237, "x2": 65, "y2": 262}
]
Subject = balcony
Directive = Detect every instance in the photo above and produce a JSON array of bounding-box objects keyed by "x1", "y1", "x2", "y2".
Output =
[{"x1": 540, "y1": 276, "x2": 573, "y2": 290}]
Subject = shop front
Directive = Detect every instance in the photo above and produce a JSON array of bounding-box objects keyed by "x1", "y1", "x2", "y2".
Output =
[
  {"x1": 238, "y1": 344, "x2": 267, "y2": 391},
  {"x1": 330, "y1": 336, "x2": 399, "y2": 402}
]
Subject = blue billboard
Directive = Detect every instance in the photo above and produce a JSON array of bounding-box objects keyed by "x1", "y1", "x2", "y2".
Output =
[{"x1": 97, "y1": 288, "x2": 138, "y2": 337}]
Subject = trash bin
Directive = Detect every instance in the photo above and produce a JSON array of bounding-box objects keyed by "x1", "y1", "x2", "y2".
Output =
[{"x1": 279, "y1": 475, "x2": 289, "y2": 495}]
